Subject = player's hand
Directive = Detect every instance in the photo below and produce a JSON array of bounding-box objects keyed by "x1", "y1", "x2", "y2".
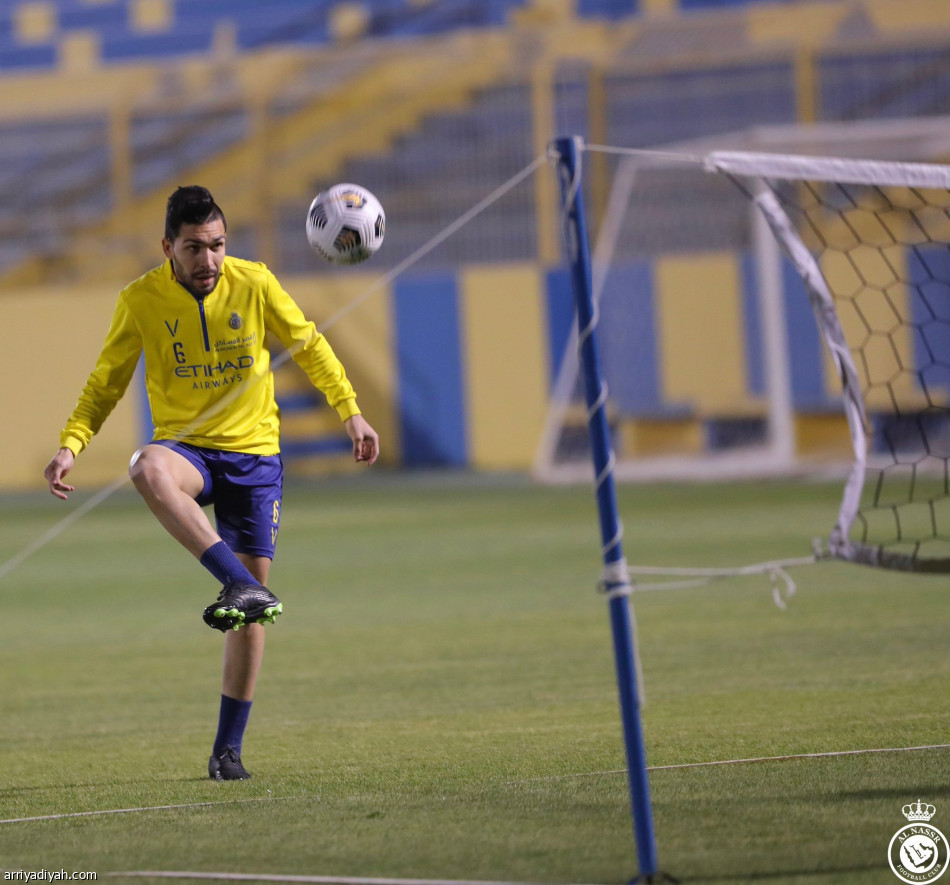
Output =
[
  {"x1": 44, "y1": 447, "x2": 76, "y2": 500},
  {"x1": 345, "y1": 415, "x2": 379, "y2": 466}
]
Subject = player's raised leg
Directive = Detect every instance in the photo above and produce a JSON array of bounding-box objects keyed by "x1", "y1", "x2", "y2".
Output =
[
  {"x1": 129, "y1": 444, "x2": 277, "y2": 624},
  {"x1": 129, "y1": 443, "x2": 217, "y2": 557}
]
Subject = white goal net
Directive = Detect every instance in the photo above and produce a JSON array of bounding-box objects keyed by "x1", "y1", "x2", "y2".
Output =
[{"x1": 538, "y1": 129, "x2": 950, "y2": 572}]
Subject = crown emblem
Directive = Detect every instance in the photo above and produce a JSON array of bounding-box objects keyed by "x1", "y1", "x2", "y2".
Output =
[{"x1": 903, "y1": 800, "x2": 936, "y2": 822}]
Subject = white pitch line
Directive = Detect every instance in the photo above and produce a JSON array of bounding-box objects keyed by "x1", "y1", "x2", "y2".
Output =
[
  {"x1": 7, "y1": 743, "x2": 949, "y2": 825},
  {"x1": 503, "y1": 742, "x2": 950, "y2": 784},
  {"x1": 108, "y1": 873, "x2": 600, "y2": 885},
  {"x1": 648, "y1": 742, "x2": 950, "y2": 772},
  {"x1": 0, "y1": 795, "x2": 290, "y2": 826}
]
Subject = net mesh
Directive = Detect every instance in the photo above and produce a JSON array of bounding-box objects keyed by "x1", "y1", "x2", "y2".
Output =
[
  {"x1": 768, "y1": 174, "x2": 950, "y2": 567},
  {"x1": 541, "y1": 144, "x2": 950, "y2": 572}
]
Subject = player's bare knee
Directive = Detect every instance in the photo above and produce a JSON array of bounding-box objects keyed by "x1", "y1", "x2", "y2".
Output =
[{"x1": 128, "y1": 446, "x2": 168, "y2": 494}]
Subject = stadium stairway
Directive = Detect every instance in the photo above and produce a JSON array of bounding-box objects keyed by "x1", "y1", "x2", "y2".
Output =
[
  {"x1": 0, "y1": 30, "x2": 524, "y2": 286},
  {"x1": 0, "y1": 10, "x2": 634, "y2": 287}
]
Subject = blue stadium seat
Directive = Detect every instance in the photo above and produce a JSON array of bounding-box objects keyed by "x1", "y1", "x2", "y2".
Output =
[
  {"x1": 367, "y1": 0, "x2": 524, "y2": 38},
  {"x1": 233, "y1": 0, "x2": 334, "y2": 50},
  {"x1": 0, "y1": 40, "x2": 56, "y2": 70},
  {"x1": 576, "y1": 0, "x2": 638, "y2": 22},
  {"x1": 130, "y1": 107, "x2": 248, "y2": 194},
  {"x1": 101, "y1": 25, "x2": 215, "y2": 61},
  {"x1": 819, "y1": 48, "x2": 950, "y2": 121},
  {"x1": 908, "y1": 246, "x2": 950, "y2": 397},
  {"x1": 57, "y1": 2, "x2": 131, "y2": 33},
  {"x1": 294, "y1": 80, "x2": 536, "y2": 270},
  {"x1": 0, "y1": 4, "x2": 56, "y2": 70},
  {"x1": 605, "y1": 63, "x2": 797, "y2": 146},
  {"x1": 0, "y1": 117, "x2": 112, "y2": 273},
  {"x1": 553, "y1": 66, "x2": 592, "y2": 141},
  {"x1": 680, "y1": 0, "x2": 794, "y2": 8}
]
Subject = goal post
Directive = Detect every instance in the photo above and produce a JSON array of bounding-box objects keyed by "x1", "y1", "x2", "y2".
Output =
[
  {"x1": 708, "y1": 150, "x2": 950, "y2": 572},
  {"x1": 542, "y1": 136, "x2": 950, "y2": 575}
]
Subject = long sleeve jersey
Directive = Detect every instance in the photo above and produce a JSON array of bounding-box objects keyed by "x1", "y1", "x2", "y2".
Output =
[{"x1": 60, "y1": 256, "x2": 360, "y2": 456}]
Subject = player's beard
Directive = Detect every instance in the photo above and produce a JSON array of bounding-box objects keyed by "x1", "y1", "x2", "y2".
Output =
[{"x1": 171, "y1": 258, "x2": 220, "y2": 299}]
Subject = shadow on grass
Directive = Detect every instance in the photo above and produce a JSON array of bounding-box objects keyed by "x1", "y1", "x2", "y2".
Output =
[{"x1": 683, "y1": 861, "x2": 884, "y2": 882}]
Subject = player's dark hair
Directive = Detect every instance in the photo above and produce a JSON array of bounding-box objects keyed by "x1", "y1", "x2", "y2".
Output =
[{"x1": 164, "y1": 186, "x2": 227, "y2": 241}]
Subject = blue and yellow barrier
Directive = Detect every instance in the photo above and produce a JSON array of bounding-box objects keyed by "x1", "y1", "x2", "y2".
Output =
[{"x1": 5, "y1": 242, "x2": 949, "y2": 490}]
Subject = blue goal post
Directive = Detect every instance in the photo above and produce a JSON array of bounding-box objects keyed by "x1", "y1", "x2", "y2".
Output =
[{"x1": 550, "y1": 135, "x2": 660, "y2": 882}]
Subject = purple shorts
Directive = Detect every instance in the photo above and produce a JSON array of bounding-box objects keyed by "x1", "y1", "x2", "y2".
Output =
[{"x1": 151, "y1": 440, "x2": 283, "y2": 559}]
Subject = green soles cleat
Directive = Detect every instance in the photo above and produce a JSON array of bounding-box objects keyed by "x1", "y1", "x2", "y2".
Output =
[
  {"x1": 203, "y1": 582, "x2": 283, "y2": 632},
  {"x1": 214, "y1": 606, "x2": 243, "y2": 619},
  {"x1": 256, "y1": 603, "x2": 283, "y2": 625}
]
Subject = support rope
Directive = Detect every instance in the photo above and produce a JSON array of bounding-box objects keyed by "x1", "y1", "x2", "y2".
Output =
[{"x1": 625, "y1": 554, "x2": 822, "y2": 610}]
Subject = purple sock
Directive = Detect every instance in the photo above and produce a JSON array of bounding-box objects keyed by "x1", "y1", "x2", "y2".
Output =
[
  {"x1": 213, "y1": 694, "x2": 253, "y2": 757},
  {"x1": 200, "y1": 541, "x2": 259, "y2": 587}
]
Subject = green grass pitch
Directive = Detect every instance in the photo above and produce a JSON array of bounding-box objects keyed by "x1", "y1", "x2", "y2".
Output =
[{"x1": 0, "y1": 474, "x2": 947, "y2": 884}]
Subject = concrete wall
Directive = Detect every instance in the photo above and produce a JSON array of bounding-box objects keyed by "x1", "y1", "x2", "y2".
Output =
[{"x1": 2, "y1": 284, "x2": 143, "y2": 493}]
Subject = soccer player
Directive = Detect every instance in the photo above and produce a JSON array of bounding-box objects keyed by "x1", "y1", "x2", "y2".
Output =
[{"x1": 43, "y1": 186, "x2": 379, "y2": 781}]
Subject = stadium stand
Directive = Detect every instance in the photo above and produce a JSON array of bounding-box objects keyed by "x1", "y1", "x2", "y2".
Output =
[
  {"x1": 0, "y1": 115, "x2": 110, "y2": 270},
  {"x1": 2, "y1": 0, "x2": 950, "y2": 478},
  {"x1": 0, "y1": 2, "x2": 947, "y2": 285},
  {"x1": 604, "y1": 62, "x2": 798, "y2": 147},
  {"x1": 0, "y1": 0, "x2": 532, "y2": 70},
  {"x1": 3, "y1": 0, "x2": 915, "y2": 75},
  {"x1": 305, "y1": 82, "x2": 537, "y2": 270},
  {"x1": 131, "y1": 105, "x2": 248, "y2": 195},
  {"x1": 819, "y1": 46, "x2": 950, "y2": 120}
]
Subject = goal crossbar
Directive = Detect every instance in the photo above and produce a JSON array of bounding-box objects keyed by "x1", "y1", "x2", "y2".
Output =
[{"x1": 707, "y1": 150, "x2": 950, "y2": 190}]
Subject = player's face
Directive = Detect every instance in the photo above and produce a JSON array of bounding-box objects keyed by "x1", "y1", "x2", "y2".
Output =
[{"x1": 163, "y1": 219, "x2": 226, "y2": 298}]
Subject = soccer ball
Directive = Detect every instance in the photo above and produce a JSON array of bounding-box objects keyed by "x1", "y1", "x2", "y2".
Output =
[{"x1": 305, "y1": 183, "x2": 385, "y2": 265}]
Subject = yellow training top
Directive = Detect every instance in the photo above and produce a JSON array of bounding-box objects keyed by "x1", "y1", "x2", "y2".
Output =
[{"x1": 60, "y1": 256, "x2": 360, "y2": 456}]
